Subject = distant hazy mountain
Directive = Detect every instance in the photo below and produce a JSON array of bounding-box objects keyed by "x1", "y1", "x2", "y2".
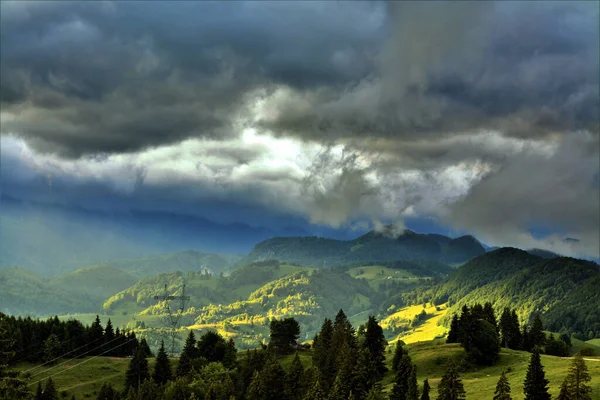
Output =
[
  {"x1": 246, "y1": 228, "x2": 486, "y2": 267},
  {"x1": 0, "y1": 195, "x2": 308, "y2": 275}
]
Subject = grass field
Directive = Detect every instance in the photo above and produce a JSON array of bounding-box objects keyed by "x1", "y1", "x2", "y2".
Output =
[
  {"x1": 380, "y1": 303, "x2": 449, "y2": 344},
  {"x1": 347, "y1": 266, "x2": 425, "y2": 290}
]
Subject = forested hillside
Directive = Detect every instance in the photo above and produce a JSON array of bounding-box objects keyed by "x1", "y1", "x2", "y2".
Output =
[
  {"x1": 247, "y1": 229, "x2": 486, "y2": 267},
  {"x1": 396, "y1": 248, "x2": 600, "y2": 339}
]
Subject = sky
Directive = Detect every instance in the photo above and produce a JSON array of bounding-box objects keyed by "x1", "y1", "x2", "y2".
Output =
[{"x1": 1, "y1": 1, "x2": 599, "y2": 258}]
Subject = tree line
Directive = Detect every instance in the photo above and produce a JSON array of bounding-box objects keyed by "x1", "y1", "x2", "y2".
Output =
[
  {"x1": 1, "y1": 309, "x2": 595, "y2": 400},
  {"x1": 447, "y1": 302, "x2": 575, "y2": 366}
]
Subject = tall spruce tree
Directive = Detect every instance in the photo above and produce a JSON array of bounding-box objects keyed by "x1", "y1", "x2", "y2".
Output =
[
  {"x1": 363, "y1": 316, "x2": 387, "y2": 377},
  {"x1": 125, "y1": 347, "x2": 150, "y2": 392},
  {"x1": 421, "y1": 379, "x2": 431, "y2": 400},
  {"x1": 529, "y1": 314, "x2": 546, "y2": 350},
  {"x1": 42, "y1": 378, "x2": 58, "y2": 400},
  {"x1": 499, "y1": 308, "x2": 513, "y2": 348},
  {"x1": 392, "y1": 342, "x2": 405, "y2": 372},
  {"x1": 176, "y1": 330, "x2": 197, "y2": 377},
  {"x1": 523, "y1": 348, "x2": 550, "y2": 400},
  {"x1": 493, "y1": 370, "x2": 512, "y2": 400},
  {"x1": 563, "y1": 352, "x2": 592, "y2": 400},
  {"x1": 390, "y1": 353, "x2": 413, "y2": 400},
  {"x1": 313, "y1": 319, "x2": 335, "y2": 387},
  {"x1": 304, "y1": 374, "x2": 327, "y2": 400},
  {"x1": 436, "y1": 360, "x2": 466, "y2": 400},
  {"x1": 97, "y1": 382, "x2": 119, "y2": 400},
  {"x1": 446, "y1": 315, "x2": 459, "y2": 344},
  {"x1": 557, "y1": 381, "x2": 570, "y2": 400},
  {"x1": 286, "y1": 353, "x2": 306, "y2": 400},
  {"x1": 153, "y1": 340, "x2": 172, "y2": 386},
  {"x1": 260, "y1": 354, "x2": 286, "y2": 400},
  {"x1": 407, "y1": 365, "x2": 419, "y2": 400},
  {"x1": 365, "y1": 386, "x2": 385, "y2": 400}
]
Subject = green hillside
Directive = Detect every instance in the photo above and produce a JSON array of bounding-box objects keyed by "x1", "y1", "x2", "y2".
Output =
[
  {"x1": 246, "y1": 229, "x2": 485, "y2": 267},
  {"x1": 395, "y1": 248, "x2": 600, "y2": 339},
  {"x1": 13, "y1": 340, "x2": 599, "y2": 400},
  {"x1": 50, "y1": 266, "x2": 137, "y2": 304},
  {"x1": 0, "y1": 267, "x2": 97, "y2": 315}
]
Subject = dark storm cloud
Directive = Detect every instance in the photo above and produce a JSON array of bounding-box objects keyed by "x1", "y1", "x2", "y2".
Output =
[
  {"x1": 0, "y1": 1, "x2": 384, "y2": 156},
  {"x1": 261, "y1": 1, "x2": 599, "y2": 142}
]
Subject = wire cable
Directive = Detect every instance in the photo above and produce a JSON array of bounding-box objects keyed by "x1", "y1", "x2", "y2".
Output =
[{"x1": 27, "y1": 339, "x2": 135, "y2": 388}]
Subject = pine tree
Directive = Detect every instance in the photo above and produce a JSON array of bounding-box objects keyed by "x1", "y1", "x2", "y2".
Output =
[
  {"x1": 563, "y1": 353, "x2": 592, "y2": 400},
  {"x1": 153, "y1": 340, "x2": 172, "y2": 386},
  {"x1": 483, "y1": 302, "x2": 497, "y2": 331},
  {"x1": 286, "y1": 353, "x2": 306, "y2": 400},
  {"x1": 407, "y1": 365, "x2": 419, "y2": 400},
  {"x1": 493, "y1": 370, "x2": 511, "y2": 400},
  {"x1": 260, "y1": 354, "x2": 286, "y2": 400},
  {"x1": 529, "y1": 314, "x2": 546, "y2": 350},
  {"x1": 97, "y1": 382, "x2": 119, "y2": 400},
  {"x1": 246, "y1": 370, "x2": 265, "y2": 400},
  {"x1": 447, "y1": 315, "x2": 459, "y2": 344},
  {"x1": 125, "y1": 348, "x2": 150, "y2": 392},
  {"x1": 499, "y1": 308, "x2": 513, "y2": 348},
  {"x1": 436, "y1": 360, "x2": 466, "y2": 400},
  {"x1": 421, "y1": 379, "x2": 430, "y2": 400},
  {"x1": 176, "y1": 330, "x2": 197, "y2": 377},
  {"x1": 363, "y1": 316, "x2": 387, "y2": 378},
  {"x1": 43, "y1": 378, "x2": 58, "y2": 400},
  {"x1": 138, "y1": 338, "x2": 152, "y2": 358},
  {"x1": 523, "y1": 348, "x2": 550, "y2": 400},
  {"x1": 365, "y1": 386, "x2": 384, "y2": 400},
  {"x1": 35, "y1": 382, "x2": 43, "y2": 400},
  {"x1": 390, "y1": 353, "x2": 413, "y2": 400},
  {"x1": 392, "y1": 342, "x2": 405, "y2": 372},
  {"x1": 313, "y1": 319, "x2": 335, "y2": 387},
  {"x1": 557, "y1": 380, "x2": 570, "y2": 400},
  {"x1": 304, "y1": 377, "x2": 327, "y2": 400},
  {"x1": 508, "y1": 311, "x2": 522, "y2": 350}
]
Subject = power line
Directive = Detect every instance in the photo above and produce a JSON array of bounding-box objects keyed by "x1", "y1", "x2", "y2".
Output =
[
  {"x1": 27, "y1": 339, "x2": 135, "y2": 388},
  {"x1": 27, "y1": 336, "x2": 123, "y2": 379},
  {"x1": 22, "y1": 335, "x2": 106, "y2": 374}
]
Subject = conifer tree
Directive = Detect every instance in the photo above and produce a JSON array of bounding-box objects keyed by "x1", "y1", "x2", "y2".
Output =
[
  {"x1": 125, "y1": 347, "x2": 150, "y2": 392},
  {"x1": 260, "y1": 354, "x2": 286, "y2": 400},
  {"x1": 304, "y1": 377, "x2": 327, "y2": 400},
  {"x1": 407, "y1": 365, "x2": 419, "y2": 400},
  {"x1": 499, "y1": 308, "x2": 513, "y2": 348},
  {"x1": 446, "y1": 315, "x2": 459, "y2": 344},
  {"x1": 286, "y1": 353, "x2": 306, "y2": 400},
  {"x1": 105, "y1": 319, "x2": 115, "y2": 344},
  {"x1": 329, "y1": 375, "x2": 348, "y2": 400},
  {"x1": 176, "y1": 330, "x2": 197, "y2": 377},
  {"x1": 391, "y1": 342, "x2": 405, "y2": 372},
  {"x1": 43, "y1": 378, "x2": 58, "y2": 400},
  {"x1": 313, "y1": 319, "x2": 335, "y2": 387},
  {"x1": 390, "y1": 353, "x2": 413, "y2": 400},
  {"x1": 563, "y1": 352, "x2": 592, "y2": 400},
  {"x1": 421, "y1": 379, "x2": 431, "y2": 400},
  {"x1": 138, "y1": 338, "x2": 152, "y2": 358},
  {"x1": 365, "y1": 386, "x2": 385, "y2": 400},
  {"x1": 97, "y1": 382, "x2": 119, "y2": 400},
  {"x1": 153, "y1": 340, "x2": 172, "y2": 386},
  {"x1": 246, "y1": 370, "x2": 265, "y2": 400},
  {"x1": 508, "y1": 311, "x2": 522, "y2": 350},
  {"x1": 352, "y1": 348, "x2": 376, "y2": 398},
  {"x1": 493, "y1": 370, "x2": 512, "y2": 400},
  {"x1": 529, "y1": 314, "x2": 546, "y2": 349},
  {"x1": 35, "y1": 382, "x2": 43, "y2": 400},
  {"x1": 523, "y1": 348, "x2": 550, "y2": 400},
  {"x1": 436, "y1": 360, "x2": 466, "y2": 400},
  {"x1": 557, "y1": 381, "x2": 569, "y2": 400},
  {"x1": 363, "y1": 316, "x2": 387, "y2": 377},
  {"x1": 483, "y1": 302, "x2": 497, "y2": 331}
]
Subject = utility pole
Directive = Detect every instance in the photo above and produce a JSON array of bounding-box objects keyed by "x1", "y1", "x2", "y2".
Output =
[{"x1": 153, "y1": 283, "x2": 190, "y2": 356}]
